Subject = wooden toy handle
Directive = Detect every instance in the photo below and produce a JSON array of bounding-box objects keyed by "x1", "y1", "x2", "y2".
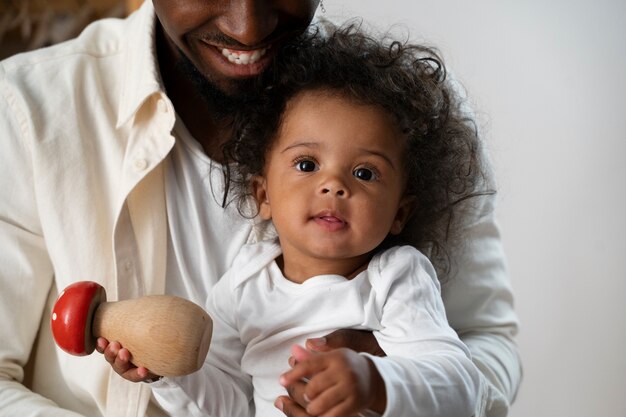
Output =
[
  {"x1": 51, "y1": 281, "x2": 212, "y2": 377},
  {"x1": 92, "y1": 295, "x2": 212, "y2": 376}
]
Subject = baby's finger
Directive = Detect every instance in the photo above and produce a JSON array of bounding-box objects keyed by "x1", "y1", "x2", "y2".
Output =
[
  {"x1": 287, "y1": 345, "x2": 311, "y2": 368},
  {"x1": 306, "y1": 383, "x2": 352, "y2": 417},
  {"x1": 280, "y1": 346, "x2": 322, "y2": 386},
  {"x1": 103, "y1": 340, "x2": 122, "y2": 364},
  {"x1": 113, "y1": 347, "x2": 134, "y2": 374},
  {"x1": 120, "y1": 366, "x2": 153, "y2": 383},
  {"x1": 95, "y1": 337, "x2": 109, "y2": 354},
  {"x1": 291, "y1": 344, "x2": 313, "y2": 363},
  {"x1": 114, "y1": 347, "x2": 131, "y2": 367},
  {"x1": 281, "y1": 363, "x2": 327, "y2": 388},
  {"x1": 284, "y1": 378, "x2": 309, "y2": 408}
]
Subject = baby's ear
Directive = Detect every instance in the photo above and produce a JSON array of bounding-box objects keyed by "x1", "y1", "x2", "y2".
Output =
[
  {"x1": 390, "y1": 195, "x2": 417, "y2": 235},
  {"x1": 251, "y1": 176, "x2": 272, "y2": 220}
]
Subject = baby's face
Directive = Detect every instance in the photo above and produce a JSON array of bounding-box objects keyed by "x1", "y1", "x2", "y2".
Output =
[{"x1": 254, "y1": 90, "x2": 414, "y2": 267}]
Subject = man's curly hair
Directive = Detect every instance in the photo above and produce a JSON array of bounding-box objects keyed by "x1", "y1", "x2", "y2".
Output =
[{"x1": 222, "y1": 21, "x2": 493, "y2": 277}]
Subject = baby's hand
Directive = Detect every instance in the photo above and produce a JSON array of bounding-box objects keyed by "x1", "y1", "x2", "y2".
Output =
[
  {"x1": 279, "y1": 345, "x2": 386, "y2": 417},
  {"x1": 96, "y1": 337, "x2": 160, "y2": 383}
]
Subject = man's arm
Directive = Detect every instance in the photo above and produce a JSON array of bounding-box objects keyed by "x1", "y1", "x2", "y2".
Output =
[
  {"x1": 0, "y1": 70, "x2": 83, "y2": 417},
  {"x1": 441, "y1": 190, "x2": 522, "y2": 416}
]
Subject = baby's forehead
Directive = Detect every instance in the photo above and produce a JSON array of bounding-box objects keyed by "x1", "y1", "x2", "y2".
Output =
[
  {"x1": 276, "y1": 92, "x2": 408, "y2": 158},
  {"x1": 284, "y1": 87, "x2": 401, "y2": 121}
]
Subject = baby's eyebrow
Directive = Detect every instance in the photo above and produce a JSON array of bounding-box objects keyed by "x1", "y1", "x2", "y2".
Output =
[
  {"x1": 280, "y1": 142, "x2": 319, "y2": 153},
  {"x1": 358, "y1": 148, "x2": 398, "y2": 170}
]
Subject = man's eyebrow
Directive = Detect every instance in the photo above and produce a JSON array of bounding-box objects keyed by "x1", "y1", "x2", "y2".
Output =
[{"x1": 280, "y1": 142, "x2": 319, "y2": 153}]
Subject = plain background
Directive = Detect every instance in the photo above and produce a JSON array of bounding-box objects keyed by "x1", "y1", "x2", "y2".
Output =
[{"x1": 326, "y1": 1, "x2": 626, "y2": 416}]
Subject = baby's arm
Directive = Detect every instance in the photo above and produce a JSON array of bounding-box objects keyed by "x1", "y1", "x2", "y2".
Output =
[
  {"x1": 369, "y1": 246, "x2": 480, "y2": 416},
  {"x1": 97, "y1": 335, "x2": 252, "y2": 417},
  {"x1": 96, "y1": 275, "x2": 253, "y2": 417},
  {"x1": 280, "y1": 345, "x2": 385, "y2": 416}
]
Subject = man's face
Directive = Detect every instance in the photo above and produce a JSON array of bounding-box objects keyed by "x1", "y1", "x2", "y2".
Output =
[{"x1": 153, "y1": 0, "x2": 319, "y2": 95}]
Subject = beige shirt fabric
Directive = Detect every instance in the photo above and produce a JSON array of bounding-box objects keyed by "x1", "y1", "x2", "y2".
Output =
[{"x1": 0, "y1": 2, "x2": 520, "y2": 416}]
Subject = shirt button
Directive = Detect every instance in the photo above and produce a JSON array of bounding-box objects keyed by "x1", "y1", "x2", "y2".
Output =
[
  {"x1": 133, "y1": 159, "x2": 148, "y2": 171},
  {"x1": 157, "y1": 98, "x2": 168, "y2": 113}
]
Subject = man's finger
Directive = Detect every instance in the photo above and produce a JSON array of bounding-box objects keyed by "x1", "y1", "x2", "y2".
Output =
[
  {"x1": 306, "y1": 329, "x2": 385, "y2": 356},
  {"x1": 275, "y1": 395, "x2": 312, "y2": 417},
  {"x1": 304, "y1": 335, "x2": 331, "y2": 353}
]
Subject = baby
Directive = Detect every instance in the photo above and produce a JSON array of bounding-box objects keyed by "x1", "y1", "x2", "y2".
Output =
[{"x1": 104, "y1": 22, "x2": 489, "y2": 417}]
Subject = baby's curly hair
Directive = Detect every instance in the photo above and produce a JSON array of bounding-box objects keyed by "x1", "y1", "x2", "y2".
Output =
[{"x1": 222, "y1": 21, "x2": 493, "y2": 277}]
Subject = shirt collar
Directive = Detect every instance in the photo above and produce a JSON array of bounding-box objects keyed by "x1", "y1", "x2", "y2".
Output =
[{"x1": 116, "y1": 0, "x2": 167, "y2": 129}]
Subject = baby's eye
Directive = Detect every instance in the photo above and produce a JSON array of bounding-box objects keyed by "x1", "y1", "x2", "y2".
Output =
[
  {"x1": 295, "y1": 159, "x2": 318, "y2": 172},
  {"x1": 353, "y1": 167, "x2": 378, "y2": 181}
]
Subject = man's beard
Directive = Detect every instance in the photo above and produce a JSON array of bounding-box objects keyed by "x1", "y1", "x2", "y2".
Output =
[{"x1": 175, "y1": 50, "x2": 261, "y2": 121}]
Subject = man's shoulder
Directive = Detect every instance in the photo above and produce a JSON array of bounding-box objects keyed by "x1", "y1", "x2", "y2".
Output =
[
  {"x1": 0, "y1": 11, "x2": 147, "y2": 82},
  {"x1": 0, "y1": 5, "x2": 156, "y2": 128}
]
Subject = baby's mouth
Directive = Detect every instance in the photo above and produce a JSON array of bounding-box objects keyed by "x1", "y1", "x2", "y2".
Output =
[{"x1": 318, "y1": 215, "x2": 344, "y2": 224}]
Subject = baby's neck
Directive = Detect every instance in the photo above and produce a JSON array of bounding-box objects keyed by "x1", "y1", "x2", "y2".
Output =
[{"x1": 277, "y1": 252, "x2": 372, "y2": 284}]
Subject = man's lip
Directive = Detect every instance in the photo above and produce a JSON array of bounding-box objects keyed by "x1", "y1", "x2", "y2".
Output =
[
  {"x1": 198, "y1": 40, "x2": 275, "y2": 78},
  {"x1": 220, "y1": 46, "x2": 270, "y2": 65},
  {"x1": 200, "y1": 26, "x2": 299, "y2": 54}
]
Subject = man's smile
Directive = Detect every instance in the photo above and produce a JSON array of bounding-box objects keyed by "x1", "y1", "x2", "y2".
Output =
[{"x1": 221, "y1": 47, "x2": 270, "y2": 65}]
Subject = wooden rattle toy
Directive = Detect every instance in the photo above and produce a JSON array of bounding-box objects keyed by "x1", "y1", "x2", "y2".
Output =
[{"x1": 50, "y1": 281, "x2": 212, "y2": 377}]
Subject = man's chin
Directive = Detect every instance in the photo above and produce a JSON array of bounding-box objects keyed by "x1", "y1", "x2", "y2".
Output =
[
  {"x1": 213, "y1": 77, "x2": 259, "y2": 99},
  {"x1": 176, "y1": 52, "x2": 260, "y2": 118}
]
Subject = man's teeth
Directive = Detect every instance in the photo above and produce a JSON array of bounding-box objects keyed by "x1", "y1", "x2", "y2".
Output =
[{"x1": 221, "y1": 48, "x2": 268, "y2": 65}]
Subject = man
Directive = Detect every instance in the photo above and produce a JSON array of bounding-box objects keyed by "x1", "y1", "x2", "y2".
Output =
[{"x1": 0, "y1": 1, "x2": 521, "y2": 416}]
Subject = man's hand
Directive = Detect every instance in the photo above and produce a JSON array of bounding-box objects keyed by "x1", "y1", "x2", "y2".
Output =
[
  {"x1": 305, "y1": 329, "x2": 385, "y2": 357},
  {"x1": 279, "y1": 345, "x2": 386, "y2": 417},
  {"x1": 95, "y1": 337, "x2": 161, "y2": 383}
]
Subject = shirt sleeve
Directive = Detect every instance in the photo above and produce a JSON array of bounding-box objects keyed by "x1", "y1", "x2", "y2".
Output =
[
  {"x1": 367, "y1": 246, "x2": 481, "y2": 417},
  {"x1": 441, "y1": 191, "x2": 522, "y2": 417},
  {"x1": 441, "y1": 71, "x2": 522, "y2": 416},
  {"x1": 0, "y1": 67, "x2": 81, "y2": 417},
  {"x1": 151, "y1": 272, "x2": 254, "y2": 417}
]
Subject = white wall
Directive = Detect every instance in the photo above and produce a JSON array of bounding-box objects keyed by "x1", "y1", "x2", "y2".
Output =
[{"x1": 324, "y1": 1, "x2": 626, "y2": 416}]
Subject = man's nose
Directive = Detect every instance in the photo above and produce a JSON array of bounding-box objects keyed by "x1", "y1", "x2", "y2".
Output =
[{"x1": 216, "y1": 0, "x2": 278, "y2": 46}]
